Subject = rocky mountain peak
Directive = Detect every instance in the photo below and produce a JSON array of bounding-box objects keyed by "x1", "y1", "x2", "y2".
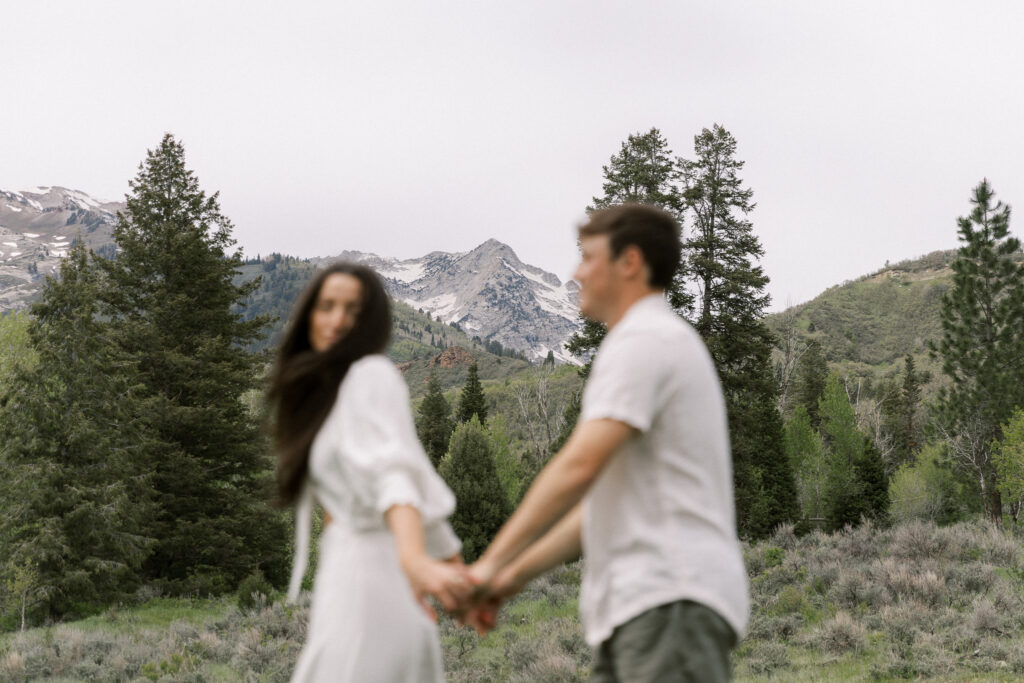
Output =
[
  {"x1": 0, "y1": 187, "x2": 123, "y2": 313},
  {"x1": 330, "y1": 240, "x2": 582, "y2": 364}
]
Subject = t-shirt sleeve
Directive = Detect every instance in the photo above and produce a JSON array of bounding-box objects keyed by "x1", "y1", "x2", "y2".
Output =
[{"x1": 579, "y1": 331, "x2": 670, "y2": 433}]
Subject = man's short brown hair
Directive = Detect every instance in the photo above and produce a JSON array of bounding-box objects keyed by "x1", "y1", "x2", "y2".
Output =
[{"x1": 578, "y1": 204, "x2": 681, "y2": 289}]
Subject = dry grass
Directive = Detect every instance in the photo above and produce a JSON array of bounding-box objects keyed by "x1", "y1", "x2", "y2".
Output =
[{"x1": 2, "y1": 519, "x2": 1022, "y2": 681}]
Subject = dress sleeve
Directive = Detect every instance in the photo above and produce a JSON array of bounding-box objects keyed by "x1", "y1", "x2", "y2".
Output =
[{"x1": 338, "y1": 357, "x2": 460, "y2": 549}]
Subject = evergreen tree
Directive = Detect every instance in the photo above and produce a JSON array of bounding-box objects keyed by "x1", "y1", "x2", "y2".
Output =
[
  {"x1": 456, "y1": 362, "x2": 488, "y2": 425},
  {"x1": 793, "y1": 342, "x2": 828, "y2": 428},
  {"x1": 930, "y1": 180, "x2": 1024, "y2": 521},
  {"x1": 438, "y1": 417, "x2": 511, "y2": 561},
  {"x1": 681, "y1": 124, "x2": 797, "y2": 538},
  {"x1": 856, "y1": 439, "x2": 891, "y2": 526},
  {"x1": 98, "y1": 134, "x2": 289, "y2": 592},
  {"x1": 817, "y1": 374, "x2": 889, "y2": 530},
  {"x1": 892, "y1": 354, "x2": 923, "y2": 469},
  {"x1": 416, "y1": 372, "x2": 454, "y2": 468},
  {"x1": 566, "y1": 128, "x2": 691, "y2": 365},
  {"x1": 818, "y1": 374, "x2": 863, "y2": 531},
  {"x1": 0, "y1": 244, "x2": 155, "y2": 619}
]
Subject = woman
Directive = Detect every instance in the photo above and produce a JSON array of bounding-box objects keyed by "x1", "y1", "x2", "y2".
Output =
[{"x1": 268, "y1": 263, "x2": 470, "y2": 682}]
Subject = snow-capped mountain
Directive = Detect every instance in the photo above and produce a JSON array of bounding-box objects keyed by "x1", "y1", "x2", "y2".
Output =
[
  {"x1": 0, "y1": 187, "x2": 122, "y2": 312},
  {"x1": 1, "y1": 186, "x2": 583, "y2": 363},
  {"x1": 329, "y1": 239, "x2": 582, "y2": 364}
]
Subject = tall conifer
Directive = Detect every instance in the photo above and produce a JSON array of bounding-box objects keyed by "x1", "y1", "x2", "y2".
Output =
[
  {"x1": 681, "y1": 124, "x2": 797, "y2": 538},
  {"x1": 566, "y1": 128, "x2": 691, "y2": 366},
  {"x1": 930, "y1": 180, "x2": 1024, "y2": 521},
  {"x1": 456, "y1": 362, "x2": 488, "y2": 425},
  {"x1": 99, "y1": 134, "x2": 289, "y2": 591},
  {"x1": 416, "y1": 372, "x2": 454, "y2": 467},
  {"x1": 0, "y1": 244, "x2": 155, "y2": 618},
  {"x1": 794, "y1": 342, "x2": 828, "y2": 428}
]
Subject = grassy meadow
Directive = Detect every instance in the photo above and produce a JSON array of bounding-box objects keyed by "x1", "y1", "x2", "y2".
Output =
[{"x1": 3, "y1": 519, "x2": 1024, "y2": 681}]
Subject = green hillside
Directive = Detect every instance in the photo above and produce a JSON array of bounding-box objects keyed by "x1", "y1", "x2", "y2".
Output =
[{"x1": 766, "y1": 250, "x2": 961, "y2": 389}]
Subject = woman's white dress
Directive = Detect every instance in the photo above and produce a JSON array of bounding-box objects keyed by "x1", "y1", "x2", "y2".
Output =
[{"x1": 288, "y1": 355, "x2": 462, "y2": 683}]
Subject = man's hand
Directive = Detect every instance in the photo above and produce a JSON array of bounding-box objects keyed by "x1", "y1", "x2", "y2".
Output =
[{"x1": 457, "y1": 561, "x2": 525, "y2": 634}]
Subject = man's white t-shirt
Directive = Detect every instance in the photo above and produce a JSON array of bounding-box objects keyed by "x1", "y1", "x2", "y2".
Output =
[{"x1": 578, "y1": 294, "x2": 750, "y2": 647}]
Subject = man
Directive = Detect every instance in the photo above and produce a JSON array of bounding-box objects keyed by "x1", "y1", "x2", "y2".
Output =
[{"x1": 465, "y1": 204, "x2": 749, "y2": 681}]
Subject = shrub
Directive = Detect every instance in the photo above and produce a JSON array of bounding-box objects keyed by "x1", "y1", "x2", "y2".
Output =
[
  {"x1": 236, "y1": 571, "x2": 274, "y2": 611},
  {"x1": 772, "y1": 585, "x2": 809, "y2": 616},
  {"x1": 829, "y1": 567, "x2": 890, "y2": 610},
  {"x1": 741, "y1": 641, "x2": 790, "y2": 674},
  {"x1": 873, "y1": 558, "x2": 946, "y2": 607},
  {"x1": 971, "y1": 597, "x2": 1004, "y2": 635},
  {"x1": 763, "y1": 546, "x2": 785, "y2": 569},
  {"x1": 770, "y1": 522, "x2": 798, "y2": 550},
  {"x1": 813, "y1": 611, "x2": 866, "y2": 654}
]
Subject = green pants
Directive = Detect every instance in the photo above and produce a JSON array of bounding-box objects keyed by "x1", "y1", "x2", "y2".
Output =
[{"x1": 591, "y1": 600, "x2": 737, "y2": 683}]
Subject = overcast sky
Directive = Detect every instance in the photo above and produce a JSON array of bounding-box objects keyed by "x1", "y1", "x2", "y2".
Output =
[{"x1": 2, "y1": 1, "x2": 1022, "y2": 310}]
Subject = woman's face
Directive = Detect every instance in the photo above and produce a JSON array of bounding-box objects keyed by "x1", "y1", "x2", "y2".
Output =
[{"x1": 309, "y1": 273, "x2": 363, "y2": 352}]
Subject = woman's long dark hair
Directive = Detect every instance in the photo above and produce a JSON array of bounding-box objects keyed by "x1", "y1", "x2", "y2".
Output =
[{"x1": 267, "y1": 262, "x2": 391, "y2": 506}]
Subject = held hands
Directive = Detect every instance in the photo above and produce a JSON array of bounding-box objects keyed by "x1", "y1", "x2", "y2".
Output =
[
  {"x1": 455, "y1": 559, "x2": 525, "y2": 635},
  {"x1": 400, "y1": 553, "x2": 524, "y2": 633},
  {"x1": 400, "y1": 554, "x2": 475, "y2": 622}
]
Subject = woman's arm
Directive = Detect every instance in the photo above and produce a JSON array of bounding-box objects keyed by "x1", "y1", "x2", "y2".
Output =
[{"x1": 385, "y1": 504, "x2": 472, "y2": 620}]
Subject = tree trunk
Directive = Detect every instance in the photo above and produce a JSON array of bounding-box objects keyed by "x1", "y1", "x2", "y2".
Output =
[{"x1": 988, "y1": 483, "x2": 1003, "y2": 524}]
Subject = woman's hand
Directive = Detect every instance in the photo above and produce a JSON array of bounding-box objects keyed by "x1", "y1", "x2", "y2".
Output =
[{"x1": 400, "y1": 554, "x2": 474, "y2": 621}]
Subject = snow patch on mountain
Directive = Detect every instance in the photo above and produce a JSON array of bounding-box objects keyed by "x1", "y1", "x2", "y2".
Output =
[{"x1": 334, "y1": 239, "x2": 582, "y2": 364}]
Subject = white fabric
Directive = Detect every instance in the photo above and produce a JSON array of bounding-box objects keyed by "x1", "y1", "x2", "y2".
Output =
[
  {"x1": 578, "y1": 294, "x2": 750, "y2": 647},
  {"x1": 289, "y1": 354, "x2": 461, "y2": 682}
]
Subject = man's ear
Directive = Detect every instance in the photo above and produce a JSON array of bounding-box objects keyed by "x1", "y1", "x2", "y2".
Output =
[{"x1": 619, "y1": 245, "x2": 647, "y2": 281}]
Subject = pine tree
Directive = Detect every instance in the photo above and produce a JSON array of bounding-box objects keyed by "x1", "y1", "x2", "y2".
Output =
[
  {"x1": 438, "y1": 417, "x2": 510, "y2": 561},
  {"x1": 856, "y1": 439, "x2": 891, "y2": 527},
  {"x1": 98, "y1": 134, "x2": 289, "y2": 592},
  {"x1": 0, "y1": 244, "x2": 156, "y2": 619},
  {"x1": 930, "y1": 180, "x2": 1024, "y2": 521},
  {"x1": 681, "y1": 124, "x2": 797, "y2": 538},
  {"x1": 566, "y1": 128, "x2": 691, "y2": 365},
  {"x1": 456, "y1": 362, "x2": 487, "y2": 425},
  {"x1": 793, "y1": 342, "x2": 828, "y2": 428},
  {"x1": 416, "y1": 372, "x2": 454, "y2": 468},
  {"x1": 894, "y1": 354, "x2": 922, "y2": 468}
]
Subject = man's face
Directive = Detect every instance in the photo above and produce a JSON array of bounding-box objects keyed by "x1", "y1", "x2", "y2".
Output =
[{"x1": 574, "y1": 234, "x2": 618, "y2": 322}]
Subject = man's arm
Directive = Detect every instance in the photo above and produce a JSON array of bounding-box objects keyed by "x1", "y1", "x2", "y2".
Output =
[
  {"x1": 472, "y1": 418, "x2": 634, "y2": 581},
  {"x1": 497, "y1": 502, "x2": 582, "y2": 592},
  {"x1": 462, "y1": 504, "x2": 583, "y2": 634}
]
